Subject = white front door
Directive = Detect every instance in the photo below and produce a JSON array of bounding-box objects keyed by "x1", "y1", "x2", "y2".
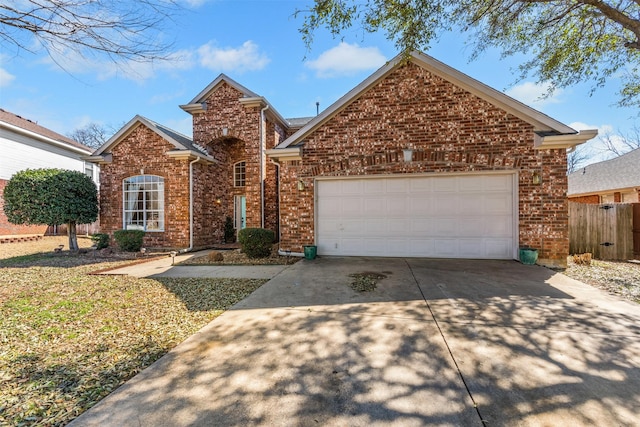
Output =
[
  {"x1": 234, "y1": 195, "x2": 246, "y2": 230},
  {"x1": 316, "y1": 173, "x2": 517, "y2": 259}
]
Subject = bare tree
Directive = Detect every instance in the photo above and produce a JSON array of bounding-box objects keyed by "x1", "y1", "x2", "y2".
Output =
[
  {"x1": 68, "y1": 122, "x2": 119, "y2": 149},
  {"x1": 567, "y1": 145, "x2": 592, "y2": 174},
  {"x1": 599, "y1": 126, "x2": 640, "y2": 157},
  {"x1": 1, "y1": 0, "x2": 179, "y2": 68}
]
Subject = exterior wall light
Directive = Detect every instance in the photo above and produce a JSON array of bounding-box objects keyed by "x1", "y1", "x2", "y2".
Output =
[
  {"x1": 298, "y1": 179, "x2": 305, "y2": 191},
  {"x1": 532, "y1": 171, "x2": 542, "y2": 185},
  {"x1": 222, "y1": 127, "x2": 229, "y2": 136},
  {"x1": 403, "y1": 148, "x2": 414, "y2": 162},
  {"x1": 215, "y1": 197, "x2": 222, "y2": 204}
]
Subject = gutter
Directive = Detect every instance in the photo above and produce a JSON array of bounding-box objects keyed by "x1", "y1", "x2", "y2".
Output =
[
  {"x1": 179, "y1": 157, "x2": 200, "y2": 254},
  {"x1": 0, "y1": 122, "x2": 93, "y2": 156},
  {"x1": 260, "y1": 103, "x2": 269, "y2": 229}
]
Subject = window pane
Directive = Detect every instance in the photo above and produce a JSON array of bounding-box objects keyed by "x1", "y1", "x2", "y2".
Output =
[{"x1": 122, "y1": 175, "x2": 165, "y2": 232}]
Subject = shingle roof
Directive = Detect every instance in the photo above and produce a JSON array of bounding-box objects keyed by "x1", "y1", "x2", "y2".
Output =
[
  {"x1": 0, "y1": 108, "x2": 92, "y2": 153},
  {"x1": 143, "y1": 116, "x2": 208, "y2": 155},
  {"x1": 568, "y1": 148, "x2": 640, "y2": 195},
  {"x1": 92, "y1": 115, "x2": 213, "y2": 161}
]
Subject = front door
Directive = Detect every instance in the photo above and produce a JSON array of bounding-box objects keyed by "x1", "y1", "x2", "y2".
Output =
[{"x1": 234, "y1": 195, "x2": 246, "y2": 230}]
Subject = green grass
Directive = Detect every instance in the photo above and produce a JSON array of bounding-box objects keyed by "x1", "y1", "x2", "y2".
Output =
[{"x1": 0, "y1": 256, "x2": 265, "y2": 426}]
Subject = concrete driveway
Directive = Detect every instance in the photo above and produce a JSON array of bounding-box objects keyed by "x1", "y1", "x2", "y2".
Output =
[{"x1": 70, "y1": 257, "x2": 640, "y2": 426}]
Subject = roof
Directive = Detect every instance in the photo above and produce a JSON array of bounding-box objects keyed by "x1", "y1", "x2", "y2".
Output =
[
  {"x1": 89, "y1": 115, "x2": 214, "y2": 163},
  {"x1": 568, "y1": 148, "x2": 640, "y2": 196},
  {"x1": 274, "y1": 51, "x2": 596, "y2": 150},
  {"x1": 179, "y1": 73, "x2": 290, "y2": 127},
  {"x1": 0, "y1": 108, "x2": 92, "y2": 154},
  {"x1": 286, "y1": 117, "x2": 314, "y2": 128},
  {"x1": 185, "y1": 73, "x2": 260, "y2": 105}
]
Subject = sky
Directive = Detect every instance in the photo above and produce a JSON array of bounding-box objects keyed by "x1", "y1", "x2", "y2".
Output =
[{"x1": 1, "y1": 0, "x2": 638, "y2": 168}]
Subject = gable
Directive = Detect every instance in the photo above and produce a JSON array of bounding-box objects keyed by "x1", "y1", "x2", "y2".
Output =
[
  {"x1": 87, "y1": 115, "x2": 214, "y2": 165},
  {"x1": 274, "y1": 51, "x2": 596, "y2": 151}
]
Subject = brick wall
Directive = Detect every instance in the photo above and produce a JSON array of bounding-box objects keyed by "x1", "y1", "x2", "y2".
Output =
[
  {"x1": 277, "y1": 62, "x2": 570, "y2": 266},
  {"x1": 568, "y1": 195, "x2": 600, "y2": 204},
  {"x1": 0, "y1": 178, "x2": 48, "y2": 236},
  {"x1": 193, "y1": 82, "x2": 281, "y2": 237},
  {"x1": 100, "y1": 125, "x2": 194, "y2": 249}
]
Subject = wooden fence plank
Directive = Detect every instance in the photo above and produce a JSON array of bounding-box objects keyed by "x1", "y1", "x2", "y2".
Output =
[{"x1": 569, "y1": 202, "x2": 633, "y2": 260}]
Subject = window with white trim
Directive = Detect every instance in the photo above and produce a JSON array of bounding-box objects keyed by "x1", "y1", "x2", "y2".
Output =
[
  {"x1": 123, "y1": 175, "x2": 164, "y2": 231},
  {"x1": 234, "y1": 161, "x2": 246, "y2": 187}
]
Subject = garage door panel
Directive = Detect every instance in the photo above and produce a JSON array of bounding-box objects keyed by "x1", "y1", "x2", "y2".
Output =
[
  {"x1": 387, "y1": 197, "x2": 409, "y2": 214},
  {"x1": 386, "y1": 178, "x2": 410, "y2": 193},
  {"x1": 432, "y1": 239, "x2": 459, "y2": 257},
  {"x1": 485, "y1": 239, "x2": 513, "y2": 258},
  {"x1": 316, "y1": 174, "x2": 515, "y2": 259},
  {"x1": 485, "y1": 216, "x2": 513, "y2": 236},
  {"x1": 409, "y1": 197, "x2": 433, "y2": 215},
  {"x1": 363, "y1": 198, "x2": 386, "y2": 214}
]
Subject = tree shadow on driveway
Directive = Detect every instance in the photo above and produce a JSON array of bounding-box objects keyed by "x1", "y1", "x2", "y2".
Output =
[{"x1": 70, "y1": 257, "x2": 640, "y2": 426}]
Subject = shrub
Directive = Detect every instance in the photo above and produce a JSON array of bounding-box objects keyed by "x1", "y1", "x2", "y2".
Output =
[
  {"x1": 237, "y1": 228, "x2": 274, "y2": 259},
  {"x1": 224, "y1": 216, "x2": 236, "y2": 243},
  {"x1": 90, "y1": 233, "x2": 110, "y2": 250},
  {"x1": 113, "y1": 229, "x2": 145, "y2": 252}
]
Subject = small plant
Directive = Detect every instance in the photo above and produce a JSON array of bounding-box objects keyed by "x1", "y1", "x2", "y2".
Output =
[
  {"x1": 90, "y1": 233, "x2": 110, "y2": 250},
  {"x1": 224, "y1": 216, "x2": 236, "y2": 243},
  {"x1": 349, "y1": 272, "x2": 387, "y2": 292},
  {"x1": 113, "y1": 229, "x2": 145, "y2": 252},
  {"x1": 237, "y1": 228, "x2": 274, "y2": 258}
]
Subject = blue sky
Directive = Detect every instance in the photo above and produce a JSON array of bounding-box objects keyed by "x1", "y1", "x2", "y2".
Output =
[{"x1": 1, "y1": 0, "x2": 638, "y2": 166}]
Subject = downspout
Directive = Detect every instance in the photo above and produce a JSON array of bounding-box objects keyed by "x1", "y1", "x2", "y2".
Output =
[
  {"x1": 180, "y1": 157, "x2": 199, "y2": 253},
  {"x1": 260, "y1": 103, "x2": 269, "y2": 229}
]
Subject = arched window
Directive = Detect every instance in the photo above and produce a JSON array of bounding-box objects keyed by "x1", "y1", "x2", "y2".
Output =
[
  {"x1": 234, "y1": 161, "x2": 246, "y2": 187},
  {"x1": 123, "y1": 175, "x2": 164, "y2": 232}
]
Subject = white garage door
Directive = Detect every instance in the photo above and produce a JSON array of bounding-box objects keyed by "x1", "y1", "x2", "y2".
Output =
[{"x1": 316, "y1": 174, "x2": 516, "y2": 259}]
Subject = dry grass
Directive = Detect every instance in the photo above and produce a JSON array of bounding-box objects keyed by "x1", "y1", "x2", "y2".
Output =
[
  {"x1": 0, "y1": 236, "x2": 94, "y2": 260},
  {"x1": 0, "y1": 237, "x2": 265, "y2": 426},
  {"x1": 564, "y1": 258, "x2": 640, "y2": 303}
]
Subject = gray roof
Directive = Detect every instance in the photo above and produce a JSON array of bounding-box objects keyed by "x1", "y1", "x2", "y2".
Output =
[
  {"x1": 94, "y1": 115, "x2": 209, "y2": 157},
  {"x1": 568, "y1": 148, "x2": 640, "y2": 195}
]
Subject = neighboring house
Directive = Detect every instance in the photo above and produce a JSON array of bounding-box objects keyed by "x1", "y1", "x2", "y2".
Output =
[
  {"x1": 0, "y1": 109, "x2": 97, "y2": 238},
  {"x1": 568, "y1": 148, "x2": 640, "y2": 204},
  {"x1": 86, "y1": 51, "x2": 597, "y2": 268}
]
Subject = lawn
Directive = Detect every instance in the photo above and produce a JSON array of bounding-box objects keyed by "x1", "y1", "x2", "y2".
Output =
[{"x1": 0, "y1": 237, "x2": 265, "y2": 426}]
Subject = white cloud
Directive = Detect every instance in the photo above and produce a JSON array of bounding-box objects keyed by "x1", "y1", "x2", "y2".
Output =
[
  {"x1": 197, "y1": 40, "x2": 269, "y2": 73},
  {"x1": 305, "y1": 43, "x2": 387, "y2": 78},
  {"x1": 568, "y1": 121, "x2": 629, "y2": 165},
  {"x1": 505, "y1": 82, "x2": 564, "y2": 107},
  {"x1": 0, "y1": 67, "x2": 15, "y2": 87}
]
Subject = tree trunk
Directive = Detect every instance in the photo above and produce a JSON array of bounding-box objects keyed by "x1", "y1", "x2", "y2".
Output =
[{"x1": 68, "y1": 221, "x2": 78, "y2": 251}]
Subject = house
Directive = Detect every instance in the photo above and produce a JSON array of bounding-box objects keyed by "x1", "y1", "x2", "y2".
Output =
[
  {"x1": 86, "y1": 51, "x2": 597, "y2": 268},
  {"x1": 0, "y1": 109, "x2": 97, "y2": 239},
  {"x1": 568, "y1": 148, "x2": 640, "y2": 204}
]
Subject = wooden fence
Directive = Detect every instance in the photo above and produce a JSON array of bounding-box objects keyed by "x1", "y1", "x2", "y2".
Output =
[{"x1": 569, "y1": 202, "x2": 635, "y2": 260}]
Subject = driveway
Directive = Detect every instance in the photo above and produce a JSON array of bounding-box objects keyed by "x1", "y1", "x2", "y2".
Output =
[{"x1": 70, "y1": 257, "x2": 640, "y2": 426}]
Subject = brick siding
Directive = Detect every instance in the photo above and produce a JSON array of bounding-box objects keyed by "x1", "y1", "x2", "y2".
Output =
[
  {"x1": 568, "y1": 195, "x2": 600, "y2": 204},
  {"x1": 277, "y1": 63, "x2": 570, "y2": 267}
]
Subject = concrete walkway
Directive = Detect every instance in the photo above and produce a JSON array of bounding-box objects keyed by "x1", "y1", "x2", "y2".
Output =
[
  {"x1": 70, "y1": 257, "x2": 640, "y2": 426},
  {"x1": 96, "y1": 250, "x2": 292, "y2": 279}
]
